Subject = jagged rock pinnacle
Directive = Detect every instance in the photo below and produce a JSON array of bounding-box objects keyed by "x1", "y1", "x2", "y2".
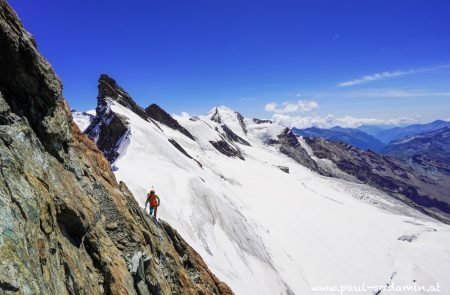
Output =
[{"x1": 97, "y1": 74, "x2": 148, "y2": 120}]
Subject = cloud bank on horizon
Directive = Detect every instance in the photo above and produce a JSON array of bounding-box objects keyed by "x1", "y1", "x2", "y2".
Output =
[
  {"x1": 260, "y1": 63, "x2": 450, "y2": 129},
  {"x1": 271, "y1": 113, "x2": 420, "y2": 129},
  {"x1": 264, "y1": 99, "x2": 421, "y2": 129}
]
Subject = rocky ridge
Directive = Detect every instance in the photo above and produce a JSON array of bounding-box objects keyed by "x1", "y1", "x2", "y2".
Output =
[
  {"x1": 276, "y1": 128, "x2": 324, "y2": 174},
  {"x1": 293, "y1": 126, "x2": 386, "y2": 152},
  {"x1": 0, "y1": 2, "x2": 232, "y2": 294},
  {"x1": 86, "y1": 75, "x2": 200, "y2": 163},
  {"x1": 145, "y1": 104, "x2": 195, "y2": 141},
  {"x1": 304, "y1": 137, "x2": 450, "y2": 223}
]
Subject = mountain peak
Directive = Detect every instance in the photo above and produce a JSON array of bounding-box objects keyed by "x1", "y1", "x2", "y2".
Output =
[
  {"x1": 98, "y1": 74, "x2": 125, "y2": 99},
  {"x1": 208, "y1": 105, "x2": 235, "y2": 115},
  {"x1": 97, "y1": 74, "x2": 147, "y2": 120},
  {"x1": 209, "y1": 106, "x2": 248, "y2": 135}
]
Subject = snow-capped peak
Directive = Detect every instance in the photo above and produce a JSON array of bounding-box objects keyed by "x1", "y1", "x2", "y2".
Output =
[
  {"x1": 208, "y1": 105, "x2": 236, "y2": 115},
  {"x1": 207, "y1": 106, "x2": 248, "y2": 140}
]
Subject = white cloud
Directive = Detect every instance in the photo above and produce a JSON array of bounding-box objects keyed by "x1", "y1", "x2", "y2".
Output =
[
  {"x1": 172, "y1": 111, "x2": 191, "y2": 119},
  {"x1": 265, "y1": 100, "x2": 319, "y2": 113},
  {"x1": 271, "y1": 114, "x2": 418, "y2": 129},
  {"x1": 337, "y1": 65, "x2": 450, "y2": 87},
  {"x1": 346, "y1": 89, "x2": 450, "y2": 98},
  {"x1": 338, "y1": 70, "x2": 416, "y2": 87}
]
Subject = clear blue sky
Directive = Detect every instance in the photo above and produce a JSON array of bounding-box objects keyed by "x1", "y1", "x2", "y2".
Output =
[{"x1": 9, "y1": 0, "x2": 450, "y2": 127}]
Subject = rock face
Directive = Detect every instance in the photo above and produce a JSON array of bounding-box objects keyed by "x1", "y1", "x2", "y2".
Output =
[
  {"x1": 209, "y1": 140, "x2": 245, "y2": 160},
  {"x1": 0, "y1": 2, "x2": 232, "y2": 295},
  {"x1": 210, "y1": 108, "x2": 222, "y2": 124},
  {"x1": 276, "y1": 128, "x2": 323, "y2": 174},
  {"x1": 145, "y1": 104, "x2": 195, "y2": 141},
  {"x1": 84, "y1": 75, "x2": 131, "y2": 163},
  {"x1": 304, "y1": 137, "x2": 450, "y2": 223},
  {"x1": 221, "y1": 124, "x2": 251, "y2": 146},
  {"x1": 97, "y1": 74, "x2": 148, "y2": 120},
  {"x1": 235, "y1": 112, "x2": 247, "y2": 134},
  {"x1": 293, "y1": 126, "x2": 386, "y2": 152}
]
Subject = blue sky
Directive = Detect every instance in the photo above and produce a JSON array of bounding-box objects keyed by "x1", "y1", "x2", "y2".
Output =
[{"x1": 9, "y1": 0, "x2": 450, "y2": 127}]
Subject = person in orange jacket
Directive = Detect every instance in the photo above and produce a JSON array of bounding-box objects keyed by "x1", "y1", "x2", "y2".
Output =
[{"x1": 145, "y1": 189, "x2": 160, "y2": 219}]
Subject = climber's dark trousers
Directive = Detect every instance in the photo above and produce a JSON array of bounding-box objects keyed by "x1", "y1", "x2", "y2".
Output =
[{"x1": 149, "y1": 206, "x2": 157, "y2": 218}]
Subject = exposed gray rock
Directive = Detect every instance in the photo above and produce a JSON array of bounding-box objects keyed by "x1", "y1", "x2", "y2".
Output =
[
  {"x1": 210, "y1": 140, "x2": 245, "y2": 160},
  {"x1": 221, "y1": 124, "x2": 251, "y2": 146},
  {"x1": 276, "y1": 166, "x2": 289, "y2": 174},
  {"x1": 210, "y1": 108, "x2": 222, "y2": 124},
  {"x1": 84, "y1": 75, "x2": 133, "y2": 163},
  {"x1": 252, "y1": 118, "x2": 272, "y2": 124},
  {"x1": 168, "y1": 138, "x2": 203, "y2": 167},
  {"x1": 85, "y1": 109, "x2": 130, "y2": 163},
  {"x1": 277, "y1": 128, "x2": 323, "y2": 174},
  {"x1": 236, "y1": 111, "x2": 247, "y2": 134},
  {"x1": 145, "y1": 104, "x2": 195, "y2": 141},
  {"x1": 97, "y1": 74, "x2": 148, "y2": 120},
  {"x1": 397, "y1": 234, "x2": 417, "y2": 242}
]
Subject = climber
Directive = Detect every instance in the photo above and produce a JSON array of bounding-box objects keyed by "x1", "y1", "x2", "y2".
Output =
[{"x1": 145, "y1": 189, "x2": 160, "y2": 219}]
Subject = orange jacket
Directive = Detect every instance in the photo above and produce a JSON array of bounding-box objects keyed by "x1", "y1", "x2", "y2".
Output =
[{"x1": 146, "y1": 193, "x2": 160, "y2": 207}]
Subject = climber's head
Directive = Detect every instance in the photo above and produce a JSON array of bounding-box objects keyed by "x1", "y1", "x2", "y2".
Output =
[{"x1": 150, "y1": 189, "x2": 155, "y2": 195}]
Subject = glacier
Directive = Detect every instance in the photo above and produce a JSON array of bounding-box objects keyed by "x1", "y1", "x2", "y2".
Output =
[{"x1": 78, "y1": 101, "x2": 450, "y2": 294}]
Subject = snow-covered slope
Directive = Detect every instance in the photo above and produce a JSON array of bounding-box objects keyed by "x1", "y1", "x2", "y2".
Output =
[
  {"x1": 72, "y1": 110, "x2": 95, "y2": 132},
  {"x1": 79, "y1": 101, "x2": 450, "y2": 294}
]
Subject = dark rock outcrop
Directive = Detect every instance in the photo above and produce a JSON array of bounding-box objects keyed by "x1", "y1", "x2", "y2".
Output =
[
  {"x1": 276, "y1": 166, "x2": 289, "y2": 173},
  {"x1": 252, "y1": 118, "x2": 272, "y2": 124},
  {"x1": 210, "y1": 108, "x2": 222, "y2": 124},
  {"x1": 84, "y1": 76, "x2": 131, "y2": 163},
  {"x1": 145, "y1": 104, "x2": 195, "y2": 141},
  {"x1": 221, "y1": 124, "x2": 251, "y2": 146},
  {"x1": 210, "y1": 140, "x2": 245, "y2": 160},
  {"x1": 168, "y1": 138, "x2": 203, "y2": 167},
  {"x1": 0, "y1": 2, "x2": 232, "y2": 294},
  {"x1": 305, "y1": 137, "x2": 450, "y2": 223},
  {"x1": 277, "y1": 128, "x2": 323, "y2": 174},
  {"x1": 97, "y1": 74, "x2": 148, "y2": 120},
  {"x1": 168, "y1": 138, "x2": 193, "y2": 159},
  {"x1": 211, "y1": 108, "x2": 248, "y2": 136},
  {"x1": 236, "y1": 111, "x2": 247, "y2": 134}
]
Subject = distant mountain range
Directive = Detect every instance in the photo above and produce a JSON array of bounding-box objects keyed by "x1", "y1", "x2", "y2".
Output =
[
  {"x1": 375, "y1": 120, "x2": 450, "y2": 144},
  {"x1": 357, "y1": 125, "x2": 391, "y2": 137},
  {"x1": 292, "y1": 126, "x2": 386, "y2": 152},
  {"x1": 294, "y1": 120, "x2": 450, "y2": 153},
  {"x1": 295, "y1": 121, "x2": 450, "y2": 185},
  {"x1": 383, "y1": 127, "x2": 450, "y2": 176}
]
